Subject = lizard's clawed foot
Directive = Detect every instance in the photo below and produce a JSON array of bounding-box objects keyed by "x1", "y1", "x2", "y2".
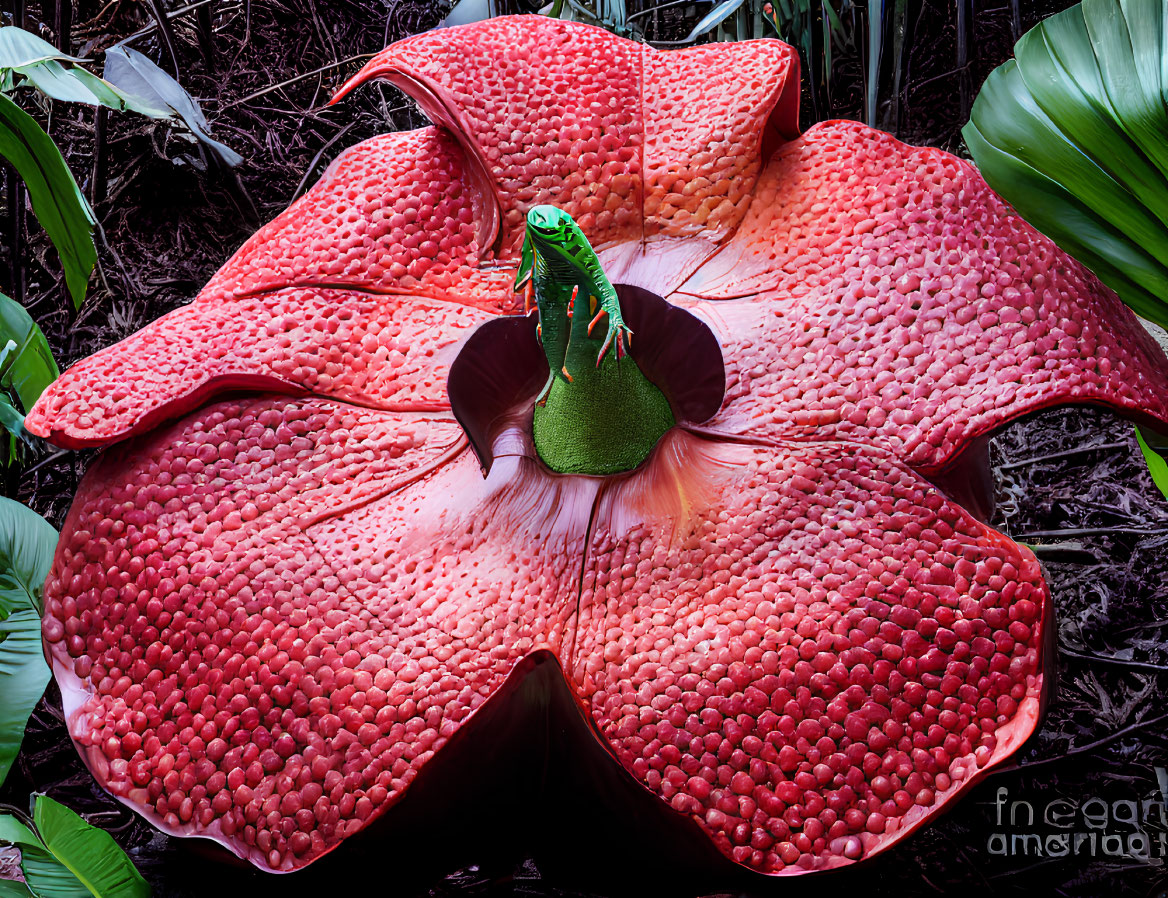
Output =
[{"x1": 596, "y1": 319, "x2": 632, "y2": 366}]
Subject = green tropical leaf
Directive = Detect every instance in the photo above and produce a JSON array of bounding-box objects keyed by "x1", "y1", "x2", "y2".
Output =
[
  {"x1": 68, "y1": 68, "x2": 170, "y2": 119},
  {"x1": 0, "y1": 816, "x2": 39, "y2": 850},
  {"x1": 0, "y1": 292, "x2": 59, "y2": 412},
  {"x1": 0, "y1": 93, "x2": 95, "y2": 308},
  {"x1": 0, "y1": 26, "x2": 172, "y2": 119},
  {"x1": 964, "y1": 0, "x2": 1168, "y2": 330},
  {"x1": 0, "y1": 396, "x2": 36, "y2": 454},
  {"x1": 1136, "y1": 425, "x2": 1168, "y2": 501},
  {"x1": 1082, "y1": 0, "x2": 1168, "y2": 178},
  {"x1": 0, "y1": 27, "x2": 86, "y2": 69},
  {"x1": 0, "y1": 810, "x2": 97, "y2": 898},
  {"x1": 20, "y1": 842, "x2": 91, "y2": 898},
  {"x1": 33, "y1": 797, "x2": 150, "y2": 898},
  {"x1": 12, "y1": 60, "x2": 104, "y2": 106},
  {"x1": 866, "y1": 0, "x2": 883, "y2": 126},
  {"x1": 10, "y1": 60, "x2": 170, "y2": 119},
  {"x1": 0, "y1": 879, "x2": 34, "y2": 896},
  {"x1": 0, "y1": 498, "x2": 57, "y2": 790},
  {"x1": 0, "y1": 609, "x2": 51, "y2": 791},
  {"x1": 683, "y1": 0, "x2": 747, "y2": 41},
  {"x1": 0, "y1": 496, "x2": 57, "y2": 617}
]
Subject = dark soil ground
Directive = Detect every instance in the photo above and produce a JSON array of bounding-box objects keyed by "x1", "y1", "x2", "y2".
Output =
[{"x1": 1, "y1": 1, "x2": 1167, "y2": 896}]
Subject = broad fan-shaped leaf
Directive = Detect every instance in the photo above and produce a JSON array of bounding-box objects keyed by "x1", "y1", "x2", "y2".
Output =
[{"x1": 963, "y1": 0, "x2": 1168, "y2": 329}]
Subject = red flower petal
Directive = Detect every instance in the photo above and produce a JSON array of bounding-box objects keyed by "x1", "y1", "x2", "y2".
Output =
[
  {"x1": 336, "y1": 16, "x2": 641, "y2": 258},
  {"x1": 676, "y1": 121, "x2": 1168, "y2": 471},
  {"x1": 572, "y1": 432, "x2": 1045, "y2": 873},
  {"x1": 642, "y1": 41, "x2": 799, "y2": 240},
  {"x1": 336, "y1": 16, "x2": 797, "y2": 290},
  {"x1": 26, "y1": 127, "x2": 516, "y2": 449},
  {"x1": 25, "y1": 287, "x2": 492, "y2": 448},
  {"x1": 42, "y1": 397, "x2": 593, "y2": 871},
  {"x1": 203, "y1": 129, "x2": 507, "y2": 305}
]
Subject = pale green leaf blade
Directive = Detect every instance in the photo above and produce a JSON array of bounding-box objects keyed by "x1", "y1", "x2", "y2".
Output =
[
  {"x1": 0, "y1": 610, "x2": 50, "y2": 791},
  {"x1": 683, "y1": 0, "x2": 747, "y2": 41},
  {"x1": 1082, "y1": 0, "x2": 1168, "y2": 178},
  {"x1": 0, "y1": 94, "x2": 95, "y2": 308},
  {"x1": 1041, "y1": 3, "x2": 1115, "y2": 114},
  {"x1": 0, "y1": 27, "x2": 85, "y2": 69},
  {"x1": 13, "y1": 61, "x2": 101, "y2": 106},
  {"x1": 33, "y1": 798, "x2": 150, "y2": 898},
  {"x1": 1119, "y1": 0, "x2": 1162, "y2": 99},
  {"x1": 866, "y1": 0, "x2": 882, "y2": 126},
  {"x1": 0, "y1": 397, "x2": 36, "y2": 452},
  {"x1": 68, "y1": 69, "x2": 170, "y2": 119},
  {"x1": 443, "y1": 0, "x2": 495, "y2": 27},
  {"x1": 103, "y1": 47, "x2": 241, "y2": 167},
  {"x1": 1161, "y1": 0, "x2": 1168, "y2": 108},
  {"x1": 0, "y1": 27, "x2": 169, "y2": 119}
]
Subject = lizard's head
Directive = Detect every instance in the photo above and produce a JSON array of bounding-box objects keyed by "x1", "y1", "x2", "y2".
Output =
[
  {"x1": 526, "y1": 204, "x2": 575, "y2": 242},
  {"x1": 514, "y1": 204, "x2": 596, "y2": 291}
]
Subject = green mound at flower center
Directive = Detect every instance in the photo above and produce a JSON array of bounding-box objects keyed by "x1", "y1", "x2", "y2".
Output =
[{"x1": 517, "y1": 205, "x2": 675, "y2": 475}]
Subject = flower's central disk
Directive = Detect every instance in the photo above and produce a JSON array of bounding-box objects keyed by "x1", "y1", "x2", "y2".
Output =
[{"x1": 517, "y1": 206, "x2": 675, "y2": 475}]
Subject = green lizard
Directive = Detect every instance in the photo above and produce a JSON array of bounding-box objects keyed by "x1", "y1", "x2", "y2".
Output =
[{"x1": 514, "y1": 205, "x2": 675, "y2": 475}]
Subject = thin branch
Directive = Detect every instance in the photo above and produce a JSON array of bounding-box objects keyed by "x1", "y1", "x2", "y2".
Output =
[
  {"x1": 998, "y1": 441, "x2": 1129, "y2": 470},
  {"x1": 114, "y1": 0, "x2": 219, "y2": 47},
  {"x1": 290, "y1": 121, "x2": 356, "y2": 202},
  {"x1": 628, "y1": 0, "x2": 701, "y2": 23},
  {"x1": 993, "y1": 713, "x2": 1168, "y2": 775},
  {"x1": 223, "y1": 53, "x2": 378, "y2": 108},
  {"x1": 1014, "y1": 527, "x2": 1167, "y2": 539},
  {"x1": 20, "y1": 448, "x2": 69, "y2": 477},
  {"x1": 1061, "y1": 647, "x2": 1168, "y2": 673}
]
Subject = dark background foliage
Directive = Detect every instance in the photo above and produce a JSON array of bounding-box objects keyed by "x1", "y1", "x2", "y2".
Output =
[{"x1": 0, "y1": 1, "x2": 1166, "y2": 895}]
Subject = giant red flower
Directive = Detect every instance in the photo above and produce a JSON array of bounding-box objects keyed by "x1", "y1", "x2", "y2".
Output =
[{"x1": 27, "y1": 16, "x2": 1168, "y2": 878}]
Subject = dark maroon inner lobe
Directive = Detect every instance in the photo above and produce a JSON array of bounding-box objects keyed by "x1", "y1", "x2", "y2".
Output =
[{"x1": 447, "y1": 285, "x2": 725, "y2": 472}]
